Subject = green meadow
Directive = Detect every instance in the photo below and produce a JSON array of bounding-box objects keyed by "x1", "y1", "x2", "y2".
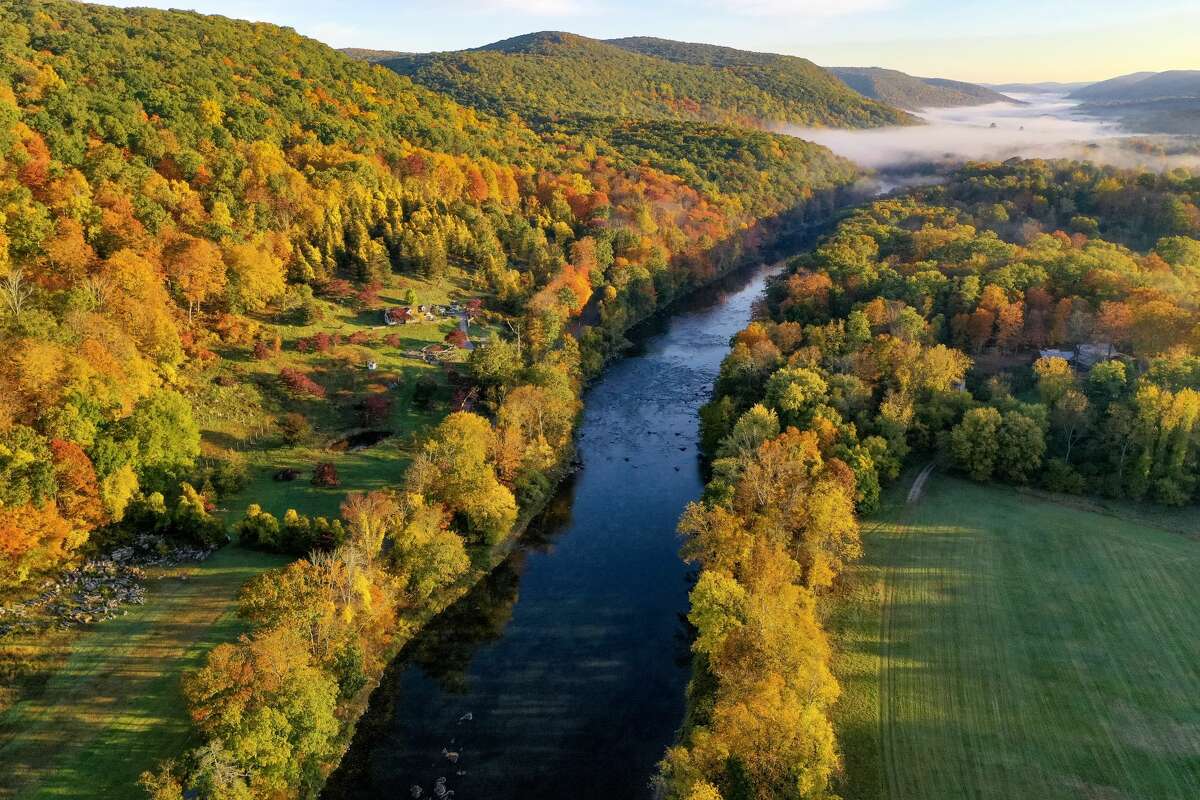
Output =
[{"x1": 829, "y1": 475, "x2": 1200, "y2": 800}]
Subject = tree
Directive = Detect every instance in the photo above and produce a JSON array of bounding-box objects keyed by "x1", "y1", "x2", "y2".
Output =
[
  {"x1": 1033, "y1": 356, "x2": 1075, "y2": 407},
  {"x1": 388, "y1": 495, "x2": 469, "y2": 601},
  {"x1": 0, "y1": 502, "x2": 76, "y2": 590},
  {"x1": 996, "y1": 411, "x2": 1045, "y2": 484},
  {"x1": 1052, "y1": 389, "x2": 1090, "y2": 464},
  {"x1": 225, "y1": 238, "x2": 286, "y2": 311},
  {"x1": 119, "y1": 390, "x2": 201, "y2": 488},
  {"x1": 0, "y1": 268, "x2": 35, "y2": 320},
  {"x1": 764, "y1": 367, "x2": 827, "y2": 429},
  {"x1": 340, "y1": 491, "x2": 398, "y2": 559},
  {"x1": 163, "y1": 234, "x2": 226, "y2": 323},
  {"x1": 0, "y1": 425, "x2": 58, "y2": 507},
  {"x1": 50, "y1": 439, "x2": 107, "y2": 531},
  {"x1": 716, "y1": 404, "x2": 780, "y2": 461},
  {"x1": 408, "y1": 412, "x2": 516, "y2": 543},
  {"x1": 1087, "y1": 360, "x2": 1126, "y2": 405},
  {"x1": 950, "y1": 407, "x2": 1002, "y2": 481}
]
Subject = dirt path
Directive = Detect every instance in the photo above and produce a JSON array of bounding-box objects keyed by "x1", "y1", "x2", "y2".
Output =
[
  {"x1": 907, "y1": 462, "x2": 936, "y2": 504},
  {"x1": 0, "y1": 547, "x2": 286, "y2": 800}
]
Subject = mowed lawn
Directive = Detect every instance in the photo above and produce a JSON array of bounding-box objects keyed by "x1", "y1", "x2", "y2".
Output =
[
  {"x1": 0, "y1": 546, "x2": 287, "y2": 800},
  {"x1": 829, "y1": 475, "x2": 1200, "y2": 800}
]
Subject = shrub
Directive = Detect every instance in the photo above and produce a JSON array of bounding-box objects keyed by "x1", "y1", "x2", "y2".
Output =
[
  {"x1": 1041, "y1": 458, "x2": 1085, "y2": 494},
  {"x1": 280, "y1": 368, "x2": 326, "y2": 398},
  {"x1": 361, "y1": 394, "x2": 392, "y2": 426},
  {"x1": 279, "y1": 412, "x2": 311, "y2": 444},
  {"x1": 123, "y1": 484, "x2": 228, "y2": 547},
  {"x1": 320, "y1": 278, "x2": 356, "y2": 302},
  {"x1": 412, "y1": 375, "x2": 440, "y2": 410},
  {"x1": 201, "y1": 456, "x2": 249, "y2": 497},
  {"x1": 236, "y1": 504, "x2": 281, "y2": 549},
  {"x1": 312, "y1": 462, "x2": 339, "y2": 487}
]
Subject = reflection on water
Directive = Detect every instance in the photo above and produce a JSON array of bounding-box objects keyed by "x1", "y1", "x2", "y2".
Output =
[{"x1": 324, "y1": 254, "x2": 796, "y2": 800}]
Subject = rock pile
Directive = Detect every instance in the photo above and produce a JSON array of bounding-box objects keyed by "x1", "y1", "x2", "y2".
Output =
[{"x1": 0, "y1": 535, "x2": 215, "y2": 637}]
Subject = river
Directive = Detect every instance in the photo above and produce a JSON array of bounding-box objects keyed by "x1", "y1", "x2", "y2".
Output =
[{"x1": 323, "y1": 257, "x2": 791, "y2": 800}]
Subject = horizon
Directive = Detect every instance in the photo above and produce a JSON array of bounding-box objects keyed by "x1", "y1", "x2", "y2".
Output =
[{"x1": 103, "y1": 0, "x2": 1199, "y2": 84}]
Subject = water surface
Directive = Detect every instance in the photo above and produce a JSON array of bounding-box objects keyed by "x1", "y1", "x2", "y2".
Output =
[{"x1": 324, "y1": 259, "x2": 786, "y2": 800}]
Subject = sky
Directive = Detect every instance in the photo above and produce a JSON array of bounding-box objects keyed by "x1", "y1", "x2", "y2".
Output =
[{"x1": 106, "y1": 0, "x2": 1200, "y2": 83}]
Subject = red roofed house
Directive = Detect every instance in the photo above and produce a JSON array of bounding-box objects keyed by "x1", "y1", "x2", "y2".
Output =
[{"x1": 384, "y1": 307, "x2": 415, "y2": 325}]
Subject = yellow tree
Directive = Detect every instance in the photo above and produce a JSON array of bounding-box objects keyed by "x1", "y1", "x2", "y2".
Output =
[{"x1": 163, "y1": 234, "x2": 226, "y2": 323}]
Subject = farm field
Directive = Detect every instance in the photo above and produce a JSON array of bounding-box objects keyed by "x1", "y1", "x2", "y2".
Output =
[
  {"x1": 828, "y1": 475, "x2": 1200, "y2": 800},
  {"x1": 0, "y1": 546, "x2": 288, "y2": 800}
]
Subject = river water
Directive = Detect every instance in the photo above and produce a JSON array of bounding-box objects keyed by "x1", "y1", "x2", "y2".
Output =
[{"x1": 324, "y1": 258, "x2": 789, "y2": 800}]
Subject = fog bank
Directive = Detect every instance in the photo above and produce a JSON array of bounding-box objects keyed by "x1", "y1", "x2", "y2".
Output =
[{"x1": 785, "y1": 93, "x2": 1200, "y2": 174}]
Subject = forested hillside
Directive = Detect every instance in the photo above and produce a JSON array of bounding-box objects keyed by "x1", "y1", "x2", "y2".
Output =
[
  {"x1": 659, "y1": 159, "x2": 1200, "y2": 800},
  {"x1": 375, "y1": 32, "x2": 915, "y2": 130},
  {"x1": 0, "y1": 1, "x2": 863, "y2": 797},
  {"x1": 830, "y1": 66, "x2": 1016, "y2": 110}
]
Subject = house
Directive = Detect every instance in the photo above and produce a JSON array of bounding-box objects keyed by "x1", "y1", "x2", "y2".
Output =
[
  {"x1": 384, "y1": 307, "x2": 415, "y2": 325},
  {"x1": 1039, "y1": 348, "x2": 1075, "y2": 363},
  {"x1": 1075, "y1": 343, "x2": 1114, "y2": 369}
]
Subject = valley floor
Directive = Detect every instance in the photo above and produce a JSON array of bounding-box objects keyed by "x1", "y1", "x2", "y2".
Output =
[{"x1": 829, "y1": 474, "x2": 1200, "y2": 800}]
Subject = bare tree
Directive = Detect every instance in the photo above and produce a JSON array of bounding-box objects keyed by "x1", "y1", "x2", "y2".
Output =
[{"x1": 0, "y1": 268, "x2": 34, "y2": 320}]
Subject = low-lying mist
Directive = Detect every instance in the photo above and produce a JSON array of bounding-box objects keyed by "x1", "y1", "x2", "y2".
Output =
[{"x1": 784, "y1": 93, "x2": 1200, "y2": 175}]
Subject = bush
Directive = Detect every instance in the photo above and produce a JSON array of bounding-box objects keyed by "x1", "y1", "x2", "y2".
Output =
[
  {"x1": 412, "y1": 375, "x2": 440, "y2": 410},
  {"x1": 280, "y1": 368, "x2": 326, "y2": 398},
  {"x1": 123, "y1": 483, "x2": 228, "y2": 547},
  {"x1": 279, "y1": 412, "x2": 311, "y2": 445},
  {"x1": 312, "y1": 462, "x2": 339, "y2": 487},
  {"x1": 236, "y1": 504, "x2": 281, "y2": 549},
  {"x1": 237, "y1": 505, "x2": 347, "y2": 554},
  {"x1": 1041, "y1": 458, "x2": 1085, "y2": 494},
  {"x1": 208, "y1": 456, "x2": 249, "y2": 497},
  {"x1": 361, "y1": 394, "x2": 393, "y2": 426}
]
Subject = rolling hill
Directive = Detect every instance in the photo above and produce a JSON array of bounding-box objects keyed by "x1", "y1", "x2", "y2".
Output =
[
  {"x1": 373, "y1": 32, "x2": 916, "y2": 129},
  {"x1": 988, "y1": 80, "x2": 1093, "y2": 94},
  {"x1": 1071, "y1": 70, "x2": 1200, "y2": 102},
  {"x1": 828, "y1": 66, "x2": 1017, "y2": 109}
]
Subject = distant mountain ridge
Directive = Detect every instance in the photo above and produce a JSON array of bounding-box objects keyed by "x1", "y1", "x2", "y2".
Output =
[
  {"x1": 988, "y1": 81, "x2": 1093, "y2": 94},
  {"x1": 828, "y1": 66, "x2": 1017, "y2": 110},
  {"x1": 1071, "y1": 70, "x2": 1200, "y2": 102},
  {"x1": 366, "y1": 32, "x2": 916, "y2": 130}
]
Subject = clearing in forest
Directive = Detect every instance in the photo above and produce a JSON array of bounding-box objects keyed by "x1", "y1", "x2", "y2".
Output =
[{"x1": 829, "y1": 475, "x2": 1200, "y2": 800}]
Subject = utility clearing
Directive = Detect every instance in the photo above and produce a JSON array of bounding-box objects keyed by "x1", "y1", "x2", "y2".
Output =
[{"x1": 829, "y1": 475, "x2": 1200, "y2": 800}]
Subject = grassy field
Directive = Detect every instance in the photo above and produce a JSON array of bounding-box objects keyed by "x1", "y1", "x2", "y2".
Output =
[
  {"x1": 197, "y1": 270, "x2": 493, "y2": 520},
  {"x1": 828, "y1": 474, "x2": 1200, "y2": 800},
  {"x1": 0, "y1": 546, "x2": 288, "y2": 800}
]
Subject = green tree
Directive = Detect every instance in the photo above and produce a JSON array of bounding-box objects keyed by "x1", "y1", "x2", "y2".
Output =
[
  {"x1": 996, "y1": 411, "x2": 1045, "y2": 484},
  {"x1": 950, "y1": 407, "x2": 1002, "y2": 481}
]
